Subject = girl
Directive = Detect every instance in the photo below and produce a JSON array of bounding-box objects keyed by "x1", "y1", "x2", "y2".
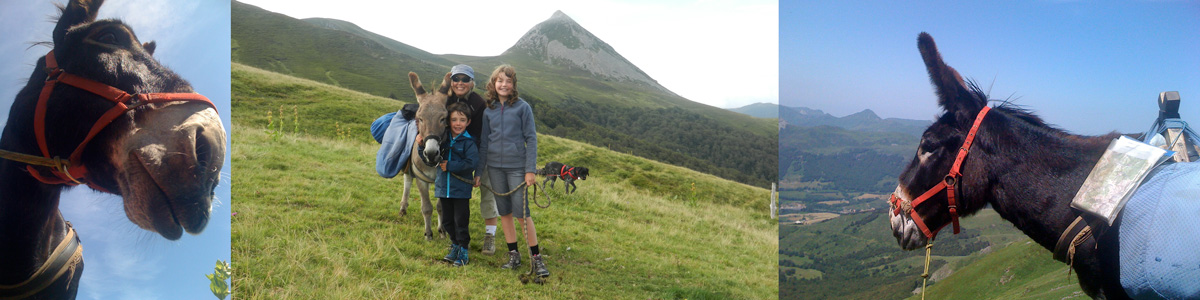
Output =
[{"x1": 477, "y1": 65, "x2": 548, "y2": 277}]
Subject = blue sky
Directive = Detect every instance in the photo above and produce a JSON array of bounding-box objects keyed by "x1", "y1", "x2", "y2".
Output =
[
  {"x1": 782, "y1": 1, "x2": 1200, "y2": 135},
  {"x1": 238, "y1": 0, "x2": 778, "y2": 109},
  {"x1": 0, "y1": 1, "x2": 231, "y2": 299}
]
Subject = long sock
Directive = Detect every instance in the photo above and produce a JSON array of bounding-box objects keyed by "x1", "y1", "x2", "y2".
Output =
[
  {"x1": 507, "y1": 242, "x2": 518, "y2": 252},
  {"x1": 530, "y1": 245, "x2": 540, "y2": 256},
  {"x1": 486, "y1": 225, "x2": 497, "y2": 235}
]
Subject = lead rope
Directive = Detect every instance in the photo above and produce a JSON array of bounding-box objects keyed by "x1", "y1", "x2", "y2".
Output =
[
  {"x1": 448, "y1": 173, "x2": 551, "y2": 208},
  {"x1": 921, "y1": 242, "x2": 933, "y2": 300},
  {"x1": 0, "y1": 150, "x2": 83, "y2": 185}
]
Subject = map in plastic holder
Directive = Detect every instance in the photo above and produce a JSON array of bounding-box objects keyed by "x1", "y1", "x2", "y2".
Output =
[{"x1": 1071, "y1": 136, "x2": 1173, "y2": 225}]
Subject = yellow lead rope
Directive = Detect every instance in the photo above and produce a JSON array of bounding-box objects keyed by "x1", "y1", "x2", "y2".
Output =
[
  {"x1": 0, "y1": 150, "x2": 83, "y2": 185},
  {"x1": 921, "y1": 242, "x2": 933, "y2": 300}
]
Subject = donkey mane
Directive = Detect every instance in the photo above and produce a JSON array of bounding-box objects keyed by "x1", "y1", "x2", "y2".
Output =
[{"x1": 958, "y1": 78, "x2": 1082, "y2": 138}]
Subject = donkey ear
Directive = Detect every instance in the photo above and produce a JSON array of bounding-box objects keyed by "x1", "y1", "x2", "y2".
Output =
[
  {"x1": 142, "y1": 41, "x2": 156, "y2": 56},
  {"x1": 409, "y1": 72, "x2": 426, "y2": 96},
  {"x1": 918, "y1": 32, "x2": 985, "y2": 121},
  {"x1": 53, "y1": 0, "x2": 105, "y2": 45},
  {"x1": 438, "y1": 72, "x2": 452, "y2": 94}
]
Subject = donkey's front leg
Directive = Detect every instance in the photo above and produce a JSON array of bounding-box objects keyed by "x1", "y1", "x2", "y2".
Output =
[
  {"x1": 417, "y1": 182, "x2": 433, "y2": 240},
  {"x1": 399, "y1": 173, "x2": 413, "y2": 217},
  {"x1": 417, "y1": 182, "x2": 446, "y2": 240}
]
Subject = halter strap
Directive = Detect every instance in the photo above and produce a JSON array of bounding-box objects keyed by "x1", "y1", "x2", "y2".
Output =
[
  {"x1": 891, "y1": 106, "x2": 991, "y2": 239},
  {"x1": 0, "y1": 50, "x2": 216, "y2": 189},
  {"x1": 0, "y1": 222, "x2": 83, "y2": 299}
]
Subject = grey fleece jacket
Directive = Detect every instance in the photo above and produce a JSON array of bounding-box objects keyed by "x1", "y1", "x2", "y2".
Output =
[{"x1": 479, "y1": 97, "x2": 537, "y2": 173}]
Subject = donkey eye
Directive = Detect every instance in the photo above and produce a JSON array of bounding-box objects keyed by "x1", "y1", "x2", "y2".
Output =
[{"x1": 98, "y1": 32, "x2": 118, "y2": 45}]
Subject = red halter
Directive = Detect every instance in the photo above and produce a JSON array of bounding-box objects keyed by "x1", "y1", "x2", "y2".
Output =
[
  {"x1": 22, "y1": 50, "x2": 216, "y2": 188},
  {"x1": 560, "y1": 165, "x2": 577, "y2": 180},
  {"x1": 890, "y1": 106, "x2": 991, "y2": 239}
]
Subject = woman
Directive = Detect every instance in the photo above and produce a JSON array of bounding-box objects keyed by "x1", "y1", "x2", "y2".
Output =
[
  {"x1": 477, "y1": 64, "x2": 548, "y2": 277},
  {"x1": 445, "y1": 64, "x2": 498, "y2": 256}
]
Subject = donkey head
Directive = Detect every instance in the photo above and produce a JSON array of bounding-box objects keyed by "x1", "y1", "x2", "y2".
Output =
[
  {"x1": 890, "y1": 33, "x2": 991, "y2": 250},
  {"x1": 408, "y1": 72, "x2": 450, "y2": 166},
  {"x1": 7, "y1": 0, "x2": 226, "y2": 240}
]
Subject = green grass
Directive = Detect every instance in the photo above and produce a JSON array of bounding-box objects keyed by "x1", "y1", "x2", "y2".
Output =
[
  {"x1": 907, "y1": 240, "x2": 1084, "y2": 300},
  {"x1": 778, "y1": 208, "x2": 1080, "y2": 299},
  {"x1": 233, "y1": 128, "x2": 776, "y2": 299},
  {"x1": 232, "y1": 65, "x2": 776, "y2": 299}
]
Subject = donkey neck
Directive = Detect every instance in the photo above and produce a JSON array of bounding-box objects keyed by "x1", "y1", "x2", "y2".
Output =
[
  {"x1": 0, "y1": 142, "x2": 69, "y2": 285},
  {"x1": 978, "y1": 110, "x2": 1116, "y2": 251}
]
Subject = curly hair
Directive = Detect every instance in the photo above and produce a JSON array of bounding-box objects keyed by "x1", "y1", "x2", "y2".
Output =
[{"x1": 484, "y1": 64, "x2": 519, "y2": 109}]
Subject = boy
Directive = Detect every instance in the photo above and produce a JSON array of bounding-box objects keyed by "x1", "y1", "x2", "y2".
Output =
[{"x1": 437, "y1": 103, "x2": 479, "y2": 266}]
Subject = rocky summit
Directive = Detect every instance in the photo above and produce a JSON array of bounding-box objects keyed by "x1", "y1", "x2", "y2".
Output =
[{"x1": 504, "y1": 11, "x2": 672, "y2": 95}]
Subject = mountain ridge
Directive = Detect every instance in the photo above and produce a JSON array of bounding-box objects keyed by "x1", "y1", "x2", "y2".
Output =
[
  {"x1": 728, "y1": 102, "x2": 779, "y2": 119},
  {"x1": 780, "y1": 105, "x2": 930, "y2": 137}
]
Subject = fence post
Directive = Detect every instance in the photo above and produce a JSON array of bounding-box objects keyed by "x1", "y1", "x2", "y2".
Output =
[{"x1": 770, "y1": 183, "x2": 778, "y2": 219}]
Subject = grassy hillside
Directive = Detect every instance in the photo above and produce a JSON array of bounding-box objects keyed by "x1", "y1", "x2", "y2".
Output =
[
  {"x1": 230, "y1": 1, "x2": 777, "y2": 188},
  {"x1": 230, "y1": 1, "x2": 445, "y2": 100},
  {"x1": 304, "y1": 17, "x2": 458, "y2": 67},
  {"x1": 906, "y1": 240, "x2": 1084, "y2": 300},
  {"x1": 779, "y1": 208, "x2": 1060, "y2": 299},
  {"x1": 779, "y1": 208, "x2": 1084, "y2": 300},
  {"x1": 232, "y1": 64, "x2": 776, "y2": 299}
]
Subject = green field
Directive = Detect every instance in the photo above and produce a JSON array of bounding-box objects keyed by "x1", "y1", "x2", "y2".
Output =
[
  {"x1": 906, "y1": 240, "x2": 1084, "y2": 300},
  {"x1": 232, "y1": 65, "x2": 776, "y2": 299},
  {"x1": 779, "y1": 208, "x2": 1083, "y2": 299}
]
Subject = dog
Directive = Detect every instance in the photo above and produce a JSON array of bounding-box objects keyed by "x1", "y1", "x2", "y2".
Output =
[{"x1": 537, "y1": 161, "x2": 589, "y2": 194}]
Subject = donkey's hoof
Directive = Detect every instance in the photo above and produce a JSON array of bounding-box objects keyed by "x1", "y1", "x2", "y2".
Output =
[
  {"x1": 398, "y1": 210, "x2": 407, "y2": 217},
  {"x1": 424, "y1": 234, "x2": 433, "y2": 241}
]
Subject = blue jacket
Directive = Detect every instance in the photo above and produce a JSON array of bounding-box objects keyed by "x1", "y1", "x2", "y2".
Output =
[
  {"x1": 435, "y1": 132, "x2": 478, "y2": 199},
  {"x1": 375, "y1": 110, "x2": 418, "y2": 178},
  {"x1": 479, "y1": 98, "x2": 537, "y2": 173}
]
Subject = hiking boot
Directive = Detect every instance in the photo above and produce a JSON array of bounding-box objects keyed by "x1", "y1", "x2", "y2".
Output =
[
  {"x1": 482, "y1": 234, "x2": 496, "y2": 255},
  {"x1": 442, "y1": 244, "x2": 459, "y2": 263},
  {"x1": 500, "y1": 250, "x2": 521, "y2": 269},
  {"x1": 532, "y1": 254, "x2": 550, "y2": 277},
  {"x1": 454, "y1": 245, "x2": 469, "y2": 267}
]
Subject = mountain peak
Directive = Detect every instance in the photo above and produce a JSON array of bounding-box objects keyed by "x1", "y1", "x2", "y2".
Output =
[
  {"x1": 845, "y1": 109, "x2": 881, "y2": 120},
  {"x1": 551, "y1": 10, "x2": 570, "y2": 20},
  {"x1": 504, "y1": 10, "x2": 671, "y2": 95}
]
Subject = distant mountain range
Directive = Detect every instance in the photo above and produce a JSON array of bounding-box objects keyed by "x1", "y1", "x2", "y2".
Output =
[
  {"x1": 780, "y1": 105, "x2": 930, "y2": 138},
  {"x1": 777, "y1": 105, "x2": 927, "y2": 195},
  {"x1": 230, "y1": 1, "x2": 776, "y2": 187},
  {"x1": 727, "y1": 102, "x2": 779, "y2": 119}
]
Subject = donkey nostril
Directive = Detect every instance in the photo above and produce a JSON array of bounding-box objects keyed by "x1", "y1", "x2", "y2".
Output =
[{"x1": 194, "y1": 127, "x2": 211, "y2": 170}]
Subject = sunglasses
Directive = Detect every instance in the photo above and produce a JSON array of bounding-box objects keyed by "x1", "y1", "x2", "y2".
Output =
[{"x1": 451, "y1": 76, "x2": 472, "y2": 83}]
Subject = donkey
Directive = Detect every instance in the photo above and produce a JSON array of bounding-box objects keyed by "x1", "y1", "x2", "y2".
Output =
[
  {"x1": 888, "y1": 33, "x2": 1198, "y2": 299},
  {"x1": 0, "y1": 0, "x2": 226, "y2": 298},
  {"x1": 398, "y1": 72, "x2": 451, "y2": 241}
]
